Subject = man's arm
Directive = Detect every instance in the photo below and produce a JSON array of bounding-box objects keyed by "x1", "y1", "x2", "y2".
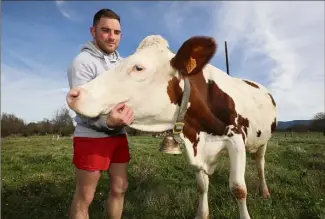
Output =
[{"x1": 67, "y1": 60, "x2": 115, "y2": 131}]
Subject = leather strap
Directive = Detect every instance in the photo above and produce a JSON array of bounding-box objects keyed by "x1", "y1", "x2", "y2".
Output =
[{"x1": 172, "y1": 78, "x2": 191, "y2": 144}]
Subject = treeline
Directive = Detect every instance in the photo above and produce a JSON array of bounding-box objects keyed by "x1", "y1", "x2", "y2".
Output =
[
  {"x1": 1, "y1": 107, "x2": 74, "y2": 137},
  {"x1": 277, "y1": 112, "x2": 325, "y2": 133},
  {"x1": 1, "y1": 109, "x2": 324, "y2": 138},
  {"x1": 0, "y1": 107, "x2": 160, "y2": 138}
]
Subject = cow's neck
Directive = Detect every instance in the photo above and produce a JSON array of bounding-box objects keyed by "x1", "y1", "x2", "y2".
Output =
[{"x1": 168, "y1": 72, "x2": 228, "y2": 154}]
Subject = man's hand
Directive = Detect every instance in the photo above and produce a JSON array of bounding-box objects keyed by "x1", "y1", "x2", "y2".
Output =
[{"x1": 106, "y1": 103, "x2": 134, "y2": 128}]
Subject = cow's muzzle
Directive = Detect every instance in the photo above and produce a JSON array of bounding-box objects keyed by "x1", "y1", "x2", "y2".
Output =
[
  {"x1": 66, "y1": 87, "x2": 101, "y2": 118},
  {"x1": 66, "y1": 87, "x2": 84, "y2": 111}
]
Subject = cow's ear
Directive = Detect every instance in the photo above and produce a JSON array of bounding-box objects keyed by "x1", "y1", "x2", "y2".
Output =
[{"x1": 170, "y1": 36, "x2": 217, "y2": 75}]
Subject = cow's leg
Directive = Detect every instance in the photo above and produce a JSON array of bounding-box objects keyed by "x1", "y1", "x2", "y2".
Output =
[
  {"x1": 227, "y1": 134, "x2": 251, "y2": 219},
  {"x1": 253, "y1": 143, "x2": 270, "y2": 198},
  {"x1": 195, "y1": 170, "x2": 210, "y2": 219}
]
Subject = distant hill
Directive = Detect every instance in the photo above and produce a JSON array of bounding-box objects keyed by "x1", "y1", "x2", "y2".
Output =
[{"x1": 277, "y1": 120, "x2": 313, "y2": 130}]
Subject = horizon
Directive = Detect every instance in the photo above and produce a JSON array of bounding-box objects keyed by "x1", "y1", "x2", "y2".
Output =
[{"x1": 1, "y1": 1, "x2": 324, "y2": 123}]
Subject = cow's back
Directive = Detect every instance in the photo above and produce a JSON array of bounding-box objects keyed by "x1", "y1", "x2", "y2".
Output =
[{"x1": 203, "y1": 64, "x2": 277, "y2": 153}]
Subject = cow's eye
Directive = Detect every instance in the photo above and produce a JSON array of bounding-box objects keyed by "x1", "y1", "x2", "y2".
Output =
[{"x1": 135, "y1": 65, "x2": 144, "y2": 71}]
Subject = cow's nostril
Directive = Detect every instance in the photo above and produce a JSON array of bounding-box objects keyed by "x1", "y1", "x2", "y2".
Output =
[
  {"x1": 69, "y1": 89, "x2": 80, "y2": 99},
  {"x1": 67, "y1": 88, "x2": 82, "y2": 108}
]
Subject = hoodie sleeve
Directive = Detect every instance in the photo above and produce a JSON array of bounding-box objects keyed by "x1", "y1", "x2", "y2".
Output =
[{"x1": 67, "y1": 59, "x2": 115, "y2": 131}]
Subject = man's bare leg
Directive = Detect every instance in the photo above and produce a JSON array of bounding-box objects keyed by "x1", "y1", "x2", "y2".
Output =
[
  {"x1": 69, "y1": 168, "x2": 101, "y2": 219},
  {"x1": 105, "y1": 163, "x2": 128, "y2": 219}
]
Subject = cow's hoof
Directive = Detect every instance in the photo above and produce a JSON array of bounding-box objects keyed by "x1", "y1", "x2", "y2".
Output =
[{"x1": 260, "y1": 188, "x2": 270, "y2": 199}]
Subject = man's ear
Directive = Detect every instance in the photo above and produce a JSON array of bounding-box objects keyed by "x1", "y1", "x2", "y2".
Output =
[
  {"x1": 90, "y1": 26, "x2": 95, "y2": 39},
  {"x1": 170, "y1": 36, "x2": 217, "y2": 76}
]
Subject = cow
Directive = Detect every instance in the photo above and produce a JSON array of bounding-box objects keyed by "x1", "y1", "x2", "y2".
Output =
[{"x1": 66, "y1": 35, "x2": 277, "y2": 219}]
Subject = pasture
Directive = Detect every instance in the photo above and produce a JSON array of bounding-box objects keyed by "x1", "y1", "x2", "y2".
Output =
[{"x1": 1, "y1": 132, "x2": 325, "y2": 219}]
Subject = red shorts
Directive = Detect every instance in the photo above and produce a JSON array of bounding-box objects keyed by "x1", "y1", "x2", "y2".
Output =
[{"x1": 72, "y1": 134, "x2": 130, "y2": 171}]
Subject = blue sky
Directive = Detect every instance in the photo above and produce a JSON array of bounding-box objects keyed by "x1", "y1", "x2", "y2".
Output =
[{"x1": 1, "y1": 1, "x2": 324, "y2": 123}]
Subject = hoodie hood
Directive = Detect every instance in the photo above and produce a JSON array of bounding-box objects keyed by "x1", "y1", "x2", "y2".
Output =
[{"x1": 81, "y1": 41, "x2": 121, "y2": 64}]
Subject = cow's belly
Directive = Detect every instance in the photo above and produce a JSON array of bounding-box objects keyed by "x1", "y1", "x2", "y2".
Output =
[{"x1": 243, "y1": 103, "x2": 276, "y2": 153}]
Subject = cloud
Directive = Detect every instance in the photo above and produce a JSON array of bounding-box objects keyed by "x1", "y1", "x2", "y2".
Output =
[
  {"x1": 212, "y1": 1, "x2": 324, "y2": 121},
  {"x1": 1, "y1": 54, "x2": 76, "y2": 124},
  {"x1": 159, "y1": 2, "x2": 216, "y2": 42},
  {"x1": 55, "y1": 0, "x2": 81, "y2": 22}
]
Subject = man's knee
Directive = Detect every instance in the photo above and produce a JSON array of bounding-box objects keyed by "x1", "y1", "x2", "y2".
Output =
[
  {"x1": 75, "y1": 186, "x2": 96, "y2": 206},
  {"x1": 73, "y1": 168, "x2": 100, "y2": 207},
  {"x1": 108, "y1": 162, "x2": 129, "y2": 197},
  {"x1": 110, "y1": 178, "x2": 128, "y2": 197}
]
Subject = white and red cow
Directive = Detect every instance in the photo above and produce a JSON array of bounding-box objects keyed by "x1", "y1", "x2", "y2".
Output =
[{"x1": 67, "y1": 35, "x2": 277, "y2": 219}]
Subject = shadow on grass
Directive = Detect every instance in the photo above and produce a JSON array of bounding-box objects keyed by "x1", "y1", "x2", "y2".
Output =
[{"x1": 2, "y1": 179, "x2": 75, "y2": 219}]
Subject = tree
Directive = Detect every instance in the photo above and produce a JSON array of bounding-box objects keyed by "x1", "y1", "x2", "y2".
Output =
[
  {"x1": 309, "y1": 112, "x2": 325, "y2": 133},
  {"x1": 51, "y1": 106, "x2": 74, "y2": 136},
  {"x1": 1, "y1": 113, "x2": 25, "y2": 137}
]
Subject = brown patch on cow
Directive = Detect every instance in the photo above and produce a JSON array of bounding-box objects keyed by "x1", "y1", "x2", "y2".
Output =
[
  {"x1": 257, "y1": 130, "x2": 262, "y2": 137},
  {"x1": 268, "y1": 93, "x2": 276, "y2": 106},
  {"x1": 231, "y1": 184, "x2": 247, "y2": 200},
  {"x1": 237, "y1": 115, "x2": 249, "y2": 142},
  {"x1": 227, "y1": 132, "x2": 234, "y2": 137},
  {"x1": 243, "y1": 80, "x2": 259, "y2": 88},
  {"x1": 271, "y1": 118, "x2": 277, "y2": 133},
  {"x1": 167, "y1": 77, "x2": 183, "y2": 106}
]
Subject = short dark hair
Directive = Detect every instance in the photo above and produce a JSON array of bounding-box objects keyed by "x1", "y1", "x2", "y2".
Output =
[{"x1": 93, "y1": 8, "x2": 120, "y2": 26}]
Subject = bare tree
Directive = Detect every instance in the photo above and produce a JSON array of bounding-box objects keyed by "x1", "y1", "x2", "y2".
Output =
[{"x1": 51, "y1": 106, "x2": 74, "y2": 136}]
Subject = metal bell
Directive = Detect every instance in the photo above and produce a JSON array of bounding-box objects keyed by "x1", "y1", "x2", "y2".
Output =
[{"x1": 159, "y1": 134, "x2": 182, "y2": 155}]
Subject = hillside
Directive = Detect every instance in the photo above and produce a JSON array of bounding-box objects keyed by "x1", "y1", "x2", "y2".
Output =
[{"x1": 277, "y1": 120, "x2": 313, "y2": 130}]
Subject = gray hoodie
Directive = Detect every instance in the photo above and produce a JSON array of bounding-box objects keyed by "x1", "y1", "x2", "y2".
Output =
[{"x1": 67, "y1": 41, "x2": 126, "y2": 138}]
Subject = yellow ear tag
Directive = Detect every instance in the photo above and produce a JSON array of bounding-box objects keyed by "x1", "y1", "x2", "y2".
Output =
[{"x1": 186, "y1": 56, "x2": 197, "y2": 74}]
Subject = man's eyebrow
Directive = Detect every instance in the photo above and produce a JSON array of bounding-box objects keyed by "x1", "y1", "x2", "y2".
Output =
[{"x1": 100, "y1": 27, "x2": 121, "y2": 32}]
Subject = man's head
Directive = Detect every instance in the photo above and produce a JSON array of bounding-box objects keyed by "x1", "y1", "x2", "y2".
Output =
[{"x1": 90, "y1": 8, "x2": 121, "y2": 54}]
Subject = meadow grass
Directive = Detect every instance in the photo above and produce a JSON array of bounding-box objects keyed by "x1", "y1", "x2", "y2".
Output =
[{"x1": 1, "y1": 132, "x2": 325, "y2": 219}]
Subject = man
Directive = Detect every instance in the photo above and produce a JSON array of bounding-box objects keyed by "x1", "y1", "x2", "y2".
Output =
[{"x1": 67, "y1": 8, "x2": 133, "y2": 219}]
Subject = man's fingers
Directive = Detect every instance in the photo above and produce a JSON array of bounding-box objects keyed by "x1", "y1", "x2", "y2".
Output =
[
  {"x1": 119, "y1": 106, "x2": 130, "y2": 118},
  {"x1": 122, "y1": 108, "x2": 133, "y2": 125},
  {"x1": 125, "y1": 110, "x2": 133, "y2": 123},
  {"x1": 112, "y1": 102, "x2": 126, "y2": 112},
  {"x1": 126, "y1": 114, "x2": 134, "y2": 125}
]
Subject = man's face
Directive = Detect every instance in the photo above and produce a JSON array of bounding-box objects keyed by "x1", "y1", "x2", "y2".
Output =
[{"x1": 90, "y1": 17, "x2": 121, "y2": 54}]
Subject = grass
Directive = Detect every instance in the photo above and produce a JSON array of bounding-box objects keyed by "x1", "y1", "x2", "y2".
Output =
[{"x1": 1, "y1": 132, "x2": 325, "y2": 219}]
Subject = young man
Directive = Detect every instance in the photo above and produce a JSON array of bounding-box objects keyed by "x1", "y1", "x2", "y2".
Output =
[{"x1": 67, "y1": 8, "x2": 133, "y2": 219}]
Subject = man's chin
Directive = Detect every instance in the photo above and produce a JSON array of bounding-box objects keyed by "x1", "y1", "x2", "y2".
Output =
[{"x1": 104, "y1": 47, "x2": 116, "y2": 54}]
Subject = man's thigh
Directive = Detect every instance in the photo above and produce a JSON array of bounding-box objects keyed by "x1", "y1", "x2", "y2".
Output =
[
  {"x1": 74, "y1": 168, "x2": 101, "y2": 196},
  {"x1": 108, "y1": 134, "x2": 130, "y2": 188},
  {"x1": 110, "y1": 134, "x2": 131, "y2": 164}
]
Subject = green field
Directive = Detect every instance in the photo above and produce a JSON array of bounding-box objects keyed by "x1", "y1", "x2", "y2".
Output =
[{"x1": 1, "y1": 133, "x2": 325, "y2": 219}]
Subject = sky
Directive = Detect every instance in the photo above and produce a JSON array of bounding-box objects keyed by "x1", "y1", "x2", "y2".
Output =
[{"x1": 1, "y1": 1, "x2": 324, "y2": 123}]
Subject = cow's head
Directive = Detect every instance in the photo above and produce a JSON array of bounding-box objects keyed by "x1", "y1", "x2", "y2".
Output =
[{"x1": 67, "y1": 35, "x2": 217, "y2": 132}]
